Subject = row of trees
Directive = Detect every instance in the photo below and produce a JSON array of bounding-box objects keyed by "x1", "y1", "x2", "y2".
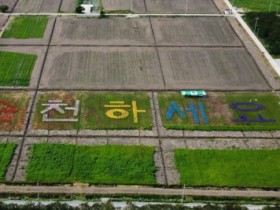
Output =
[
  {"x1": 0, "y1": 202, "x2": 279, "y2": 210},
  {"x1": 244, "y1": 12, "x2": 280, "y2": 56}
]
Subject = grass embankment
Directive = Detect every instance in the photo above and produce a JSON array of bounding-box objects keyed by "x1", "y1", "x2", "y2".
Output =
[
  {"x1": 175, "y1": 149, "x2": 280, "y2": 188},
  {"x1": 0, "y1": 143, "x2": 16, "y2": 181},
  {"x1": 233, "y1": 0, "x2": 280, "y2": 12},
  {"x1": 0, "y1": 51, "x2": 37, "y2": 86},
  {"x1": 2, "y1": 16, "x2": 48, "y2": 39},
  {"x1": 158, "y1": 92, "x2": 280, "y2": 131},
  {"x1": 26, "y1": 144, "x2": 156, "y2": 184},
  {"x1": 32, "y1": 92, "x2": 152, "y2": 130}
]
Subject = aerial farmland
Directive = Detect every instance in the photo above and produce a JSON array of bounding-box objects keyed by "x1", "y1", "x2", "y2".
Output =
[{"x1": 0, "y1": 0, "x2": 280, "y2": 206}]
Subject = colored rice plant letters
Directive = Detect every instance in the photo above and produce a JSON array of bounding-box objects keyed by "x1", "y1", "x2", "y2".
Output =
[
  {"x1": 0, "y1": 100, "x2": 19, "y2": 122},
  {"x1": 41, "y1": 100, "x2": 80, "y2": 122},
  {"x1": 104, "y1": 101, "x2": 146, "y2": 123},
  {"x1": 230, "y1": 102, "x2": 276, "y2": 123},
  {"x1": 165, "y1": 102, "x2": 208, "y2": 124}
]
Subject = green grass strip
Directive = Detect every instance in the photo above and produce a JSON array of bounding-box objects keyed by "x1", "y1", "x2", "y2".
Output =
[
  {"x1": 175, "y1": 149, "x2": 280, "y2": 188},
  {"x1": 0, "y1": 143, "x2": 16, "y2": 181},
  {"x1": 2, "y1": 16, "x2": 48, "y2": 39},
  {"x1": 26, "y1": 144, "x2": 156, "y2": 185},
  {"x1": 0, "y1": 51, "x2": 37, "y2": 86},
  {"x1": 233, "y1": 0, "x2": 280, "y2": 12}
]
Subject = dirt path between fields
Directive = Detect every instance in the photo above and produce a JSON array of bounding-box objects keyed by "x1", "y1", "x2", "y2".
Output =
[{"x1": 0, "y1": 185, "x2": 280, "y2": 198}]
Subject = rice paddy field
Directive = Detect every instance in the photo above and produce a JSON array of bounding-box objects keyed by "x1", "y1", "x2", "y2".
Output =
[
  {"x1": 0, "y1": 143, "x2": 16, "y2": 181},
  {"x1": 175, "y1": 149, "x2": 280, "y2": 188},
  {"x1": 26, "y1": 144, "x2": 156, "y2": 184},
  {"x1": 2, "y1": 16, "x2": 48, "y2": 39}
]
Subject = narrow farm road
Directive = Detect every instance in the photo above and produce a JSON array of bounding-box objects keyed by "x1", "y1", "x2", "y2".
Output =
[{"x1": 0, "y1": 185, "x2": 280, "y2": 198}]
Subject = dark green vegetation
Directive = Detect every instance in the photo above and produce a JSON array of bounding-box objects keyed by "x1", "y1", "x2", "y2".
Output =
[
  {"x1": 175, "y1": 149, "x2": 280, "y2": 188},
  {"x1": 2, "y1": 16, "x2": 48, "y2": 39},
  {"x1": 244, "y1": 12, "x2": 280, "y2": 56},
  {"x1": 0, "y1": 51, "x2": 37, "y2": 86},
  {"x1": 32, "y1": 92, "x2": 152, "y2": 130},
  {"x1": 26, "y1": 144, "x2": 156, "y2": 184},
  {"x1": 0, "y1": 143, "x2": 16, "y2": 181},
  {"x1": 158, "y1": 92, "x2": 280, "y2": 131},
  {"x1": 0, "y1": 5, "x2": 8, "y2": 13},
  {"x1": 233, "y1": 0, "x2": 280, "y2": 12}
]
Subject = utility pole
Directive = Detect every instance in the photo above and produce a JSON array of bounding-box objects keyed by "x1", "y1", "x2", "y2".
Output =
[
  {"x1": 269, "y1": 0, "x2": 272, "y2": 12},
  {"x1": 254, "y1": 17, "x2": 259, "y2": 33}
]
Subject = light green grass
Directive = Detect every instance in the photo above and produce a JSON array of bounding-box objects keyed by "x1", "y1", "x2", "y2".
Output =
[
  {"x1": 158, "y1": 92, "x2": 280, "y2": 131},
  {"x1": 2, "y1": 16, "x2": 48, "y2": 39},
  {"x1": 0, "y1": 143, "x2": 16, "y2": 181},
  {"x1": 0, "y1": 51, "x2": 37, "y2": 86},
  {"x1": 32, "y1": 92, "x2": 152, "y2": 130},
  {"x1": 26, "y1": 144, "x2": 156, "y2": 185},
  {"x1": 233, "y1": 0, "x2": 280, "y2": 12},
  {"x1": 175, "y1": 149, "x2": 280, "y2": 188}
]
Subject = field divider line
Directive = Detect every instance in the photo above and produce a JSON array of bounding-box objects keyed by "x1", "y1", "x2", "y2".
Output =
[
  {"x1": 10, "y1": 0, "x2": 20, "y2": 13},
  {"x1": 11, "y1": 17, "x2": 58, "y2": 181},
  {"x1": 152, "y1": 92, "x2": 168, "y2": 185}
]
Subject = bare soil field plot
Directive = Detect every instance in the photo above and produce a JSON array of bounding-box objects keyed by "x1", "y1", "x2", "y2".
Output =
[
  {"x1": 0, "y1": 0, "x2": 17, "y2": 12},
  {"x1": 40, "y1": 47, "x2": 164, "y2": 90},
  {"x1": 151, "y1": 17, "x2": 242, "y2": 47},
  {"x1": 0, "y1": 16, "x2": 8, "y2": 29},
  {"x1": 102, "y1": 0, "x2": 146, "y2": 13},
  {"x1": 159, "y1": 47, "x2": 270, "y2": 90},
  {"x1": 60, "y1": 0, "x2": 75, "y2": 12},
  {"x1": 0, "y1": 46, "x2": 47, "y2": 89},
  {"x1": 51, "y1": 17, "x2": 154, "y2": 46},
  {"x1": 14, "y1": 0, "x2": 61, "y2": 13},
  {"x1": 146, "y1": 0, "x2": 219, "y2": 14},
  {"x1": 0, "y1": 16, "x2": 55, "y2": 46}
]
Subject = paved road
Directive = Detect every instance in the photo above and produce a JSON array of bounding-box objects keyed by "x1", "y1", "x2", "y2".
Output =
[{"x1": 0, "y1": 185, "x2": 280, "y2": 198}]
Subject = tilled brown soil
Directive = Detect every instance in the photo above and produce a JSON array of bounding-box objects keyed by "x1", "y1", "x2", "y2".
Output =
[
  {"x1": 60, "y1": 0, "x2": 75, "y2": 12},
  {"x1": 151, "y1": 17, "x2": 242, "y2": 46},
  {"x1": 102, "y1": 0, "x2": 146, "y2": 13},
  {"x1": 40, "y1": 47, "x2": 164, "y2": 90},
  {"x1": 159, "y1": 47, "x2": 271, "y2": 90},
  {"x1": 145, "y1": 0, "x2": 219, "y2": 14},
  {"x1": 51, "y1": 17, "x2": 155, "y2": 46},
  {"x1": 14, "y1": 0, "x2": 61, "y2": 12}
]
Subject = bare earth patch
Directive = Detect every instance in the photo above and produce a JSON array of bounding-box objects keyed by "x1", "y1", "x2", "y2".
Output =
[
  {"x1": 146, "y1": 0, "x2": 219, "y2": 14},
  {"x1": 151, "y1": 17, "x2": 242, "y2": 47},
  {"x1": 159, "y1": 47, "x2": 270, "y2": 90},
  {"x1": 0, "y1": 0, "x2": 18, "y2": 12},
  {"x1": 102, "y1": 0, "x2": 146, "y2": 13},
  {"x1": 14, "y1": 0, "x2": 61, "y2": 12},
  {"x1": 60, "y1": 0, "x2": 75, "y2": 12},
  {"x1": 40, "y1": 47, "x2": 164, "y2": 90},
  {"x1": 51, "y1": 17, "x2": 154, "y2": 46}
]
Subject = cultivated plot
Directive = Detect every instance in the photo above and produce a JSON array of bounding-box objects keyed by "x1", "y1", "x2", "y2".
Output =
[
  {"x1": 0, "y1": 16, "x2": 55, "y2": 46},
  {"x1": 175, "y1": 149, "x2": 280, "y2": 187},
  {"x1": 0, "y1": 0, "x2": 17, "y2": 12},
  {"x1": 51, "y1": 17, "x2": 155, "y2": 46},
  {"x1": 159, "y1": 47, "x2": 270, "y2": 90},
  {"x1": 146, "y1": 0, "x2": 219, "y2": 14},
  {"x1": 0, "y1": 16, "x2": 8, "y2": 29},
  {"x1": 0, "y1": 46, "x2": 47, "y2": 89},
  {"x1": 60, "y1": 0, "x2": 75, "y2": 12},
  {"x1": 14, "y1": 0, "x2": 61, "y2": 13},
  {"x1": 26, "y1": 144, "x2": 156, "y2": 184},
  {"x1": 151, "y1": 17, "x2": 242, "y2": 46},
  {"x1": 0, "y1": 143, "x2": 16, "y2": 181},
  {"x1": 101, "y1": 0, "x2": 146, "y2": 13},
  {"x1": 40, "y1": 47, "x2": 164, "y2": 90}
]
